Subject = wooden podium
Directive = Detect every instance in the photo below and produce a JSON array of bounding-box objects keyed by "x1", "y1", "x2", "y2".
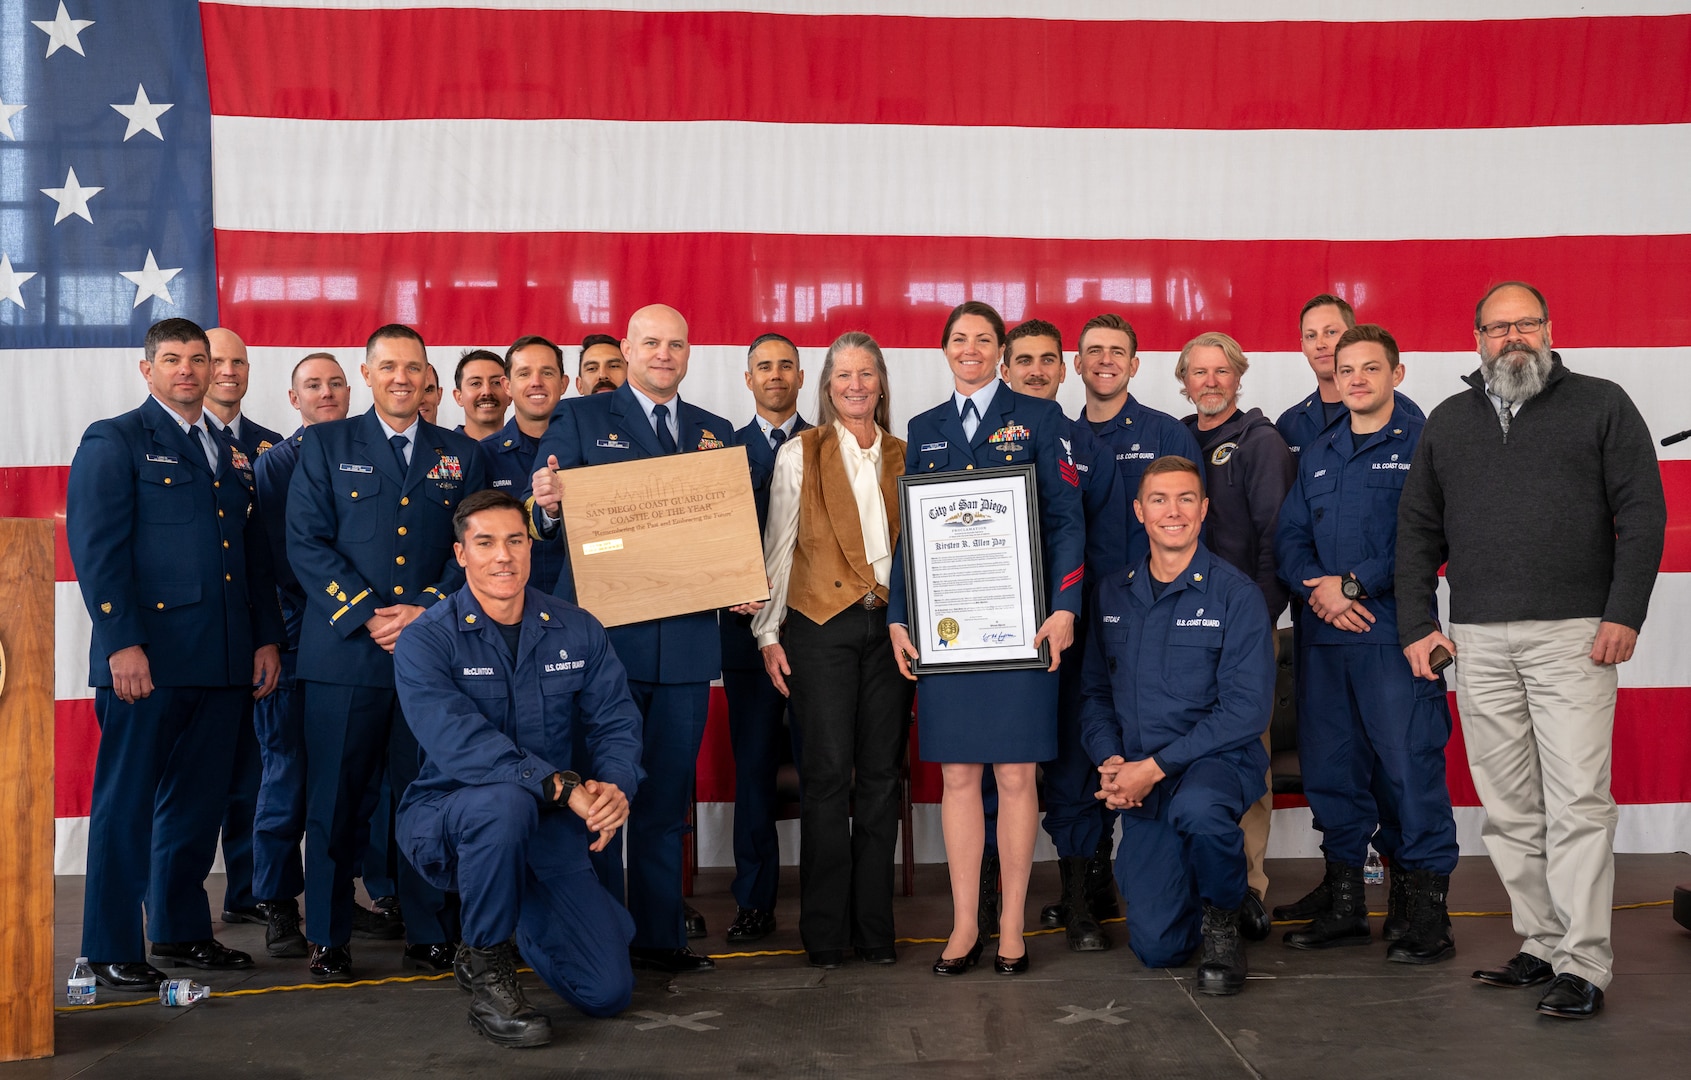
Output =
[{"x1": 0, "y1": 519, "x2": 55, "y2": 1061}]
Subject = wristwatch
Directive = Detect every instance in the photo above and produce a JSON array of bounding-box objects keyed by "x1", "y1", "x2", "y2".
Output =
[
  {"x1": 1341, "y1": 573, "x2": 1366, "y2": 601},
  {"x1": 551, "y1": 770, "x2": 582, "y2": 804}
]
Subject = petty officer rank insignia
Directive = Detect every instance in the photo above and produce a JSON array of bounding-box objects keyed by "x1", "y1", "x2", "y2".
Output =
[
  {"x1": 1210, "y1": 442, "x2": 1238, "y2": 466},
  {"x1": 696, "y1": 429, "x2": 726, "y2": 450},
  {"x1": 427, "y1": 454, "x2": 463, "y2": 481}
]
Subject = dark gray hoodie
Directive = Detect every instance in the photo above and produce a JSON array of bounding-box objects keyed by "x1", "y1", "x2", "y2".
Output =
[{"x1": 1183, "y1": 406, "x2": 1297, "y2": 621}]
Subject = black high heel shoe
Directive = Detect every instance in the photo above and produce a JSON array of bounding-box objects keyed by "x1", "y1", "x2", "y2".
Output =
[
  {"x1": 994, "y1": 951, "x2": 1030, "y2": 976},
  {"x1": 932, "y1": 937, "x2": 985, "y2": 976}
]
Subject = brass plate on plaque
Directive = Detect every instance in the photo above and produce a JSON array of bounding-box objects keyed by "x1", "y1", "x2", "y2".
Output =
[{"x1": 558, "y1": 445, "x2": 767, "y2": 628}]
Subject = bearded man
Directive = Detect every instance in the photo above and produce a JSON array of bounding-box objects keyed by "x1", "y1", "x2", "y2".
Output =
[{"x1": 1396, "y1": 281, "x2": 1665, "y2": 1020}]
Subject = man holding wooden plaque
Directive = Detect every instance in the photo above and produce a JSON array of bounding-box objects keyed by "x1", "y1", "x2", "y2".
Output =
[{"x1": 529, "y1": 304, "x2": 763, "y2": 974}]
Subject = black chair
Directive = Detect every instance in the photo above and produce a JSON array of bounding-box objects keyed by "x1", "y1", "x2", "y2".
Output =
[{"x1": 1269, "y1": 627, "x2": 1303, "y2": 795}]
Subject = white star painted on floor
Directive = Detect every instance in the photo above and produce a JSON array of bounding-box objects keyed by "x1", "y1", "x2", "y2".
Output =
[
  {"x1": 111, "y1": 85, "x2": 173, "y2": 142},
  {"x1": 41, "y1": 166, "x2": 102, "y2": 224},
  {"x1": 0, "y1": 254, "x2": 38, "y2": 309},
  {"x1": 119, "y1": 250, "x2": 183, "y2": 309},
  {"x1": 32, "y1": 2, "x2": 94, "y2": 58},
  {"x1": 0, "y1": 96, "x2": 23, "y2": 140},
  {"x1": 631, "y1": 1010, "x2": 721, "y2": 1032},
  {"x1": 1055, "y1": 1001, "x2": 1129, "y2": 1026}
]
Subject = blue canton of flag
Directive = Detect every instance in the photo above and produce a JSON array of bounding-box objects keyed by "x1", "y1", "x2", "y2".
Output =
[{"x1": 0, "y1": 0, "x2": 216, "y2": 345}]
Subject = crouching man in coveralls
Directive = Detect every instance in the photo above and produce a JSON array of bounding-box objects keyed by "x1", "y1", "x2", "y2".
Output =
[
  {"x1": 1080, "y1": 456, "x2": 1275, "y2": 995},
  {"x1": 394, "y1": 489, "x2": 644, "y2": 1048}
]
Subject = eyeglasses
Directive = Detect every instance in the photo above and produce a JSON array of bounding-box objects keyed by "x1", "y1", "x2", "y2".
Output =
[{"x1": 1478, "y1": 317, "x2": 1547, "y2": 338}]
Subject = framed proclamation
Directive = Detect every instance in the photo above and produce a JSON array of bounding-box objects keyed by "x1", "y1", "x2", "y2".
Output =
[
  {"x1": 558, "y1": 446, "x2": 768, "y2": 628},
  {"x1": 898, "y1": 464, "x2": 1049, "y2": 675}
]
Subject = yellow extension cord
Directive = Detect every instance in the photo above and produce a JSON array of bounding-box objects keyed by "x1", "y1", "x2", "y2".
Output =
[{"x1": 56, "y1": 899, "x2": 1675, "y2": 1013}]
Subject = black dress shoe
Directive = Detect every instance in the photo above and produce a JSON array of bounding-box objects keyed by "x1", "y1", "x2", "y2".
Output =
[
  {"x1": 684, "y1": 904, "x2": 708, "y2": 940},
  {"x1": 726, "y1": 907, "x2": 776, "y2": 943},
  {"x1": 1238, "y1": 889, "x2": 1272, "y2": 942},
  {"x1": 403, "y1": 942, "x2": 459, "y2": 974},
  {"x1": 265, "y1": 898, "x2": 308, "y2": 959},
  {"x1": 150, "y1": 939, "x2": 254, "y2": 970},
  {"x1": 353, "y1": 901, "x2": 405, "y2": 940},
  {"x1": 630, "y1": 946, "x2": 717, "y2": 974},
  {"x1": 1472, "y1": 951, "x2": 1554, "y2": 988},
  {"x1": 855, "y1": 946, "x2": 897, "y2": 965},
  {"x1": 1537, "y1": 973, "x2": 1604, "y2": 1019},
  {"x1": 808, "y1": 949, "x2": 845, "y2": 970},
  {"x1": 221, "y1": 904, "x2": 269, "y2": 925},
  {"x1": 89, "y1": 961, "x2": 166, "y2": 992},
  {"x1": 994, "y1": 952, "x2": 1030, "y2": 976},
  {"x1": 932, "y1": 937, "x2": 984, "y2": 977},
  {"x1": 308, "y1": 944, "x2": 353, "y2": 982}
]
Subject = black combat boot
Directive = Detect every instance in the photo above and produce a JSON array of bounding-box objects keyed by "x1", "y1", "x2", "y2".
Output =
[
  {"x1": 1271, "y1": 863, "x2": 1334, "y2": 922},
  {"x1": 466, "y1": 942, "x2": 552, "y2": 1048},
  {"x1": 978, "y1": 850, "x2": 1001, "y2": 939},
  {"x1": 1386, "y1": 869, "x2": 1455, "y2": 965},
  {"x1": 1195, "y1": 904, "x2": 1247, "y2": 995},
  {"x1": 1057, "y1": 857, "x2": 1110, "y2": 951},
  {"x1": 1085, "y1": 834, "x2": 1121, "y2": 921},
  {"x1": 1382, "y1": 863, "x2": 1411, "y2": 942},
  {"x1": 1283, "y1": 862, "x2": 1370, "y2": 949}
]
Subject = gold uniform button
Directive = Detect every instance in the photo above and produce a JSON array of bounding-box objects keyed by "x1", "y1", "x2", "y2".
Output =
[
  {"x1": 965, "y1": 464, "x2": 974, "y2": 470},
  {"x1": 222, "y1": 540, "x2": 229, "y2": 549},
  {"x1": 350, "y1": 491, "x2": 358, "y2": 499},
  {"x1": 217, "y1": 509, "x2": 224, "y2": 518},
  {"x1": 225, "y1": 573, "x2": 232, "y2": 582},
  {"x1": 1005, "y1": 454, "x2": 1013, "y2": 461},
  {"x1": 156, "y1": 602, "x2": 165, "y2": 609},
  {"x1": 393, "y1": 585, "x2": 405, "y2": 595},
  {"x1": 443, "y1": 498, "x2": 450, "y2": 505},
  {"x1": 397, "y1": 526, "x2": 407, "y2": 536},
  {"x1": 401, "y1": 497, "x2": 409, "y2": 506},
  {"x1": 213, "y1": 481, "x2": 220, "y2": 488},
  {"x1": 395, "y1": 556, "x2": 406, "y2": 566},
  {"x1": 163, "y1": 477, "x2": 172, "y2": 485}
]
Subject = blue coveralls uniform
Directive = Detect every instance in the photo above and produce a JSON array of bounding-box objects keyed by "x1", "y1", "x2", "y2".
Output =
[
  {"x1": 531, "y1": 381, "x2": 734, "y2": 950},
  {"x1": 1276, "y1": 389, "x2": 1424, "y2": 860},
  {"x1": 1079, "y1": 546, "x2": 1274, "y2": 968},
  {"x1": 67, "y1": 397, "x2": 286, "y2": 961},
  {"x1": 1046, "y1": 397, "x2": 1202, "y2": 861},
  {"x1": 889, "y1": 382, "x2": 1085, "y2": 764},
  {"x1": 287, "y1": 408, "x2": 489, "y2": 948},
  {"x1": 251, "y1": 428, "x2": 309, "y2": 906},
  {"x1": 206, "y1": 413, "x2": 285, "y2": 917},
  {"x1": 395, "y1": 588, "x2": 645, "y2": 1017},
  {"x1": 720, "y1": 414, "x2": 810, "y2": 914},
  {"x1": 1274, "y1": 405, "x2": 1457, "y2": 874},
  {"x1": 481, "y1": 417, "x2": 571, "y2": 598}
]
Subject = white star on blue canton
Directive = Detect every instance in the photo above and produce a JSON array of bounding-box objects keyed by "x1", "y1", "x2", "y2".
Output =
[
  {"x1": 41, "y1": 166, "x2": 103, "y2": 225},
  {"x1": 0, "y1": 96, "x2": 23, "y2": 140},
  {"x1": 0, "y1": 254, "x2": 38, "y2": 309},
  {"x1": 112, "y1": 85, "x2": 173, "y2": 142},
  {"x1": 119, "y1": 250, "x2": 183, "y2": 308},
  {"x1": 32, "y1": 2, "x2": 94, "y2": 58}
]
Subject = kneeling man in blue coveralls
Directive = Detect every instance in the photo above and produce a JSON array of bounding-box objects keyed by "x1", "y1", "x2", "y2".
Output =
[
  {"x1": 1080, "y1": 455, "x2": 1275, "y2": 995},
  {"x1": 394, "y1": 489, "x2": 645, "y2": 1048}
]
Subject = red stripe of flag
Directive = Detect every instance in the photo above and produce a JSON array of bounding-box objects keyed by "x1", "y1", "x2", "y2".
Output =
[
  {"x1": 200, "y1": 5, "x2": 1691, "y2": 130},
  {"x1": 213, "y1": 230, "x2": 1691, "y2": 353}
]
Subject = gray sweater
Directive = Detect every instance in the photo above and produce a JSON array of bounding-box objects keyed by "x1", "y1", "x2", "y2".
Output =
[{"x1": 1395, "y1": 353, "x2": 1666, "y2": 646}]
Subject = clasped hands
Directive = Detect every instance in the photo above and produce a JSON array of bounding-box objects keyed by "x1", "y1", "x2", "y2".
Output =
[
  {"x1": 1303, "y1": 575, "x2": 1374, "y2": 634},
  {"x1": 1093, "y1": 754, "x2": 1165, "y2": 810},
  {"x1": 549, "y1": 772, "x2": 629, "y2": 852}
]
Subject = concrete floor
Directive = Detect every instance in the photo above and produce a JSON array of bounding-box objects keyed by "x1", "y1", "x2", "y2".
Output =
[{"x1": 16, "y1": 854, "x2": 1691, "y2": 1079}]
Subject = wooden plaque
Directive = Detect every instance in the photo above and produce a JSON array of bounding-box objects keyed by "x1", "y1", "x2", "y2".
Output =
[{"x1": 558, "y1": 446, "x2": 767, "y2": 627}]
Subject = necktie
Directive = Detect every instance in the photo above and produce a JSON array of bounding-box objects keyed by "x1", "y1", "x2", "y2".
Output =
[
  {"x1": 1499, "y1": 403, "x2": 1514, "y2": 438},
  {"x1": 770, "y1": 426, "x2": 788, "y2": 452},
  {"x1": 960, "y1": 399, "x2": 980, "y2": 441},
  {"x1": 653, "y1": 403, "x2": 678, "y2": 454},
  {"x1": 193, "y1": 424, "x2": 218, "y2": 471},
  {"x1": 390, "y1": 433, "x2": 409, "y2": 472}
]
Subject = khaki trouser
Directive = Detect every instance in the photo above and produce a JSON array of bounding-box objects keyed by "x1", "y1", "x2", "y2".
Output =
[
  {"x1": 1241, "y1": 630, "x2": 1282, "y2": 899},
  {"x1": 1450, "y1": 618, "x2": 1618, "y2": 989}
]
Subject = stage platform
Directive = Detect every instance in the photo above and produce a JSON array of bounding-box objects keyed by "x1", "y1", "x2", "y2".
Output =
[{"x1": 20, "y1": 854, "x2": 1691, "y2": 1079}]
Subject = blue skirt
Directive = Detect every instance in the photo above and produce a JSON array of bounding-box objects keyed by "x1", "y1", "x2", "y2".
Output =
[{"x1": 915, "y1": 668, "x2": 1058, "y2": 764}]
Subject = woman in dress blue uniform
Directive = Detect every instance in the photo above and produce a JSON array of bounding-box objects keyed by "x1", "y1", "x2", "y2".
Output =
[{"x1": 888, "y1": 302, "x2": 1086, "y2": 975}]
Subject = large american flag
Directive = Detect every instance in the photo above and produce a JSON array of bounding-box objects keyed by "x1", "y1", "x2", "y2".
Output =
[{"x1": 3, "y1": 1, "x2": 1688, "y2": 872}]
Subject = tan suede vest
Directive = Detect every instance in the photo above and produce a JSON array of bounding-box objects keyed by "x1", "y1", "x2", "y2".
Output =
[{"x1": 786, "y1": 424, "x2": 906, "y2": 625}]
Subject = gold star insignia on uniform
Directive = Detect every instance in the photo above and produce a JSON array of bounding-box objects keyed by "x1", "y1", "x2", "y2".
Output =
[
  {"x1": 465, "y1": 614, "x2": 477, "y2": 624},
  {"x1": 100, "y1": 601, "x2": 112, "y2": 614}
]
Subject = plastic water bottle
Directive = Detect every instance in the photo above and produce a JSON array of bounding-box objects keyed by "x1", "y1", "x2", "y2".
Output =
[
  {"x1": 1363, "y1": 849, "x2": 1385, "y2": 886},
  {"x1": 158, "y1": 979, "x2": 210, "y2": 1007},
  {"x1": 66, "y1": 958, "x2": 97, "y2": 1006}
]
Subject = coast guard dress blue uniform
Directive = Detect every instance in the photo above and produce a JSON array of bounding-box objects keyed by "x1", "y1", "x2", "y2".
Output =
[
  {"x1": 287, "y1": 408, "x2": 488, "y2": 948},
  {"x1": 68, "y1": 397, "x2": 285, "y2": 961},
  {"x1": 1079, "y1": 546, "x2": 1274, "y2": 967},
  {"x1": 1275, "y1": 388, "x2": 1426, "y2": 858},
  {"x1": 721, "y1": 413, "x2": 809, "y2": 915},
  {"x1": 1275, "y1": 405, "x2": 1457, "y2": 875},
  {"x1": 1046, "y1": 398, "x2": 1202, "y2": 861},
  {"x1": 395, "y1": 587, "x2": 645, "y2": 1016},
  {"x1": 482, "y1": 417, "x2": 571, "y2": 598},
  {"x1": 889, "y1": 382, "x2": 1085, "y2": 764},
  {"x1": 531, "y1": 381, "x2": 734, "y2": 950},
  {"x1": 204, "y1": 412, "x2": 285, "y2": 918}
]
